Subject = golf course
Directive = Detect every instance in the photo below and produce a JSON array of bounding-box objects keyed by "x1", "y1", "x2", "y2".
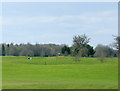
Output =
[
  {"x1": 2, "y1": 56, "x2": 118, "y2": 89},
  {"x1": 1, "y1": 1, "x2": 119, "y2": 90}
]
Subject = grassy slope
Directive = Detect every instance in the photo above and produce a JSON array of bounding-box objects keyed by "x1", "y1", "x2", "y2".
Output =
[{"x1": 2, "y1": 56, "x2": 118, "y2": 89}]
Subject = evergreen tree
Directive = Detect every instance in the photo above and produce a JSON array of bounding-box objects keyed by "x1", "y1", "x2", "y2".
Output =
[{"x1": 2, "y1": 44, "x2": 5, "y2": 56}]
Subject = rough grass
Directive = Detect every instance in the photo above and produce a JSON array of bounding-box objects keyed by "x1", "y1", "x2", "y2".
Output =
[{"x1": 2, "y1": 56, "x2": 118, "y2": 89}]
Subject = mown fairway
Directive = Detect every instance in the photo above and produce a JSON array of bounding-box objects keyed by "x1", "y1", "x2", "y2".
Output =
[{"x1": 2, "y1": 56, "x2": 118, "y2": 89}]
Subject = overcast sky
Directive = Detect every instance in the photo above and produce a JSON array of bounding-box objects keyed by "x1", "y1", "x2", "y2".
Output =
[{"x1": 2, "y1": 2, "x2": 118, "y2": 48}]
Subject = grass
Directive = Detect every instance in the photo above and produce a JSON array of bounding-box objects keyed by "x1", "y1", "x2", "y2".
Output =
[{"x1": 2, "y1": 56, "x2": 118, "y2": 89}]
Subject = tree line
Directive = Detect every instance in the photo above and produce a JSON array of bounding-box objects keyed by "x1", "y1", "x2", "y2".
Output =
[
  {"x1": 0, "y1": 34, "x2": 118, "y2": 57},
  {"x1": 0, "y1": 43, "x2": 64, "y2": 57},
  {"x1": 61, "y1": 34, "x2": 117, "y2": 57}
]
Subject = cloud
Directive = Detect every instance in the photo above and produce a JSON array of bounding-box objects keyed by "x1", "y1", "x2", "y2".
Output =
[
  {"x1": 94, "y1": 29, "x2": 117, "y2": 35},
  {"x1": 0, "y1": 15, "x2": 2, "y2": 25},
  {"x1": 13, "y1": 32, "x2": 73, "y2": 45},
  {"x1": 0, "y1": 21, "x2": 2, "y2": 26},
  {"x1": 59, "y1": 23, "x2": 79, "y2": 27},
  {"x1": 3, "y1": 9, "x2": 117, "y2": 26},
  {"x1": 97, "y1": 10, "x2": 117, "y2": 16}
]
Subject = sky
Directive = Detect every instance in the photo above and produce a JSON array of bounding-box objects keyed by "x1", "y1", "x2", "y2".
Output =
[{"x1": 2, "y1": 2, "x2": 118, "y2": 48}]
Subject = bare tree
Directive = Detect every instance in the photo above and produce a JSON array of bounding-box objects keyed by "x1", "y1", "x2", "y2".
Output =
[
  {"x1": 73, "y1": 34, "x2": 90, "y2": 48},
  {"x1": 95, "y1": 44, "x2": 116, "y2": 63}
]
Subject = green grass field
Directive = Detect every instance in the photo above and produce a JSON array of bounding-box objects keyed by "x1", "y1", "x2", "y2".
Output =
[{"x1": 2, "y1": 56, "x2": 118, "y2": 89}]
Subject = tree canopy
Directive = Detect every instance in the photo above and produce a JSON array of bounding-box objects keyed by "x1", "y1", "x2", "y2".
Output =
[
  {"x1": 0, "y1": 34, "x2": 117, "y2": 57},
  {"x1": 72, "y1": 34, "x2": 95, "y2": 57}
]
